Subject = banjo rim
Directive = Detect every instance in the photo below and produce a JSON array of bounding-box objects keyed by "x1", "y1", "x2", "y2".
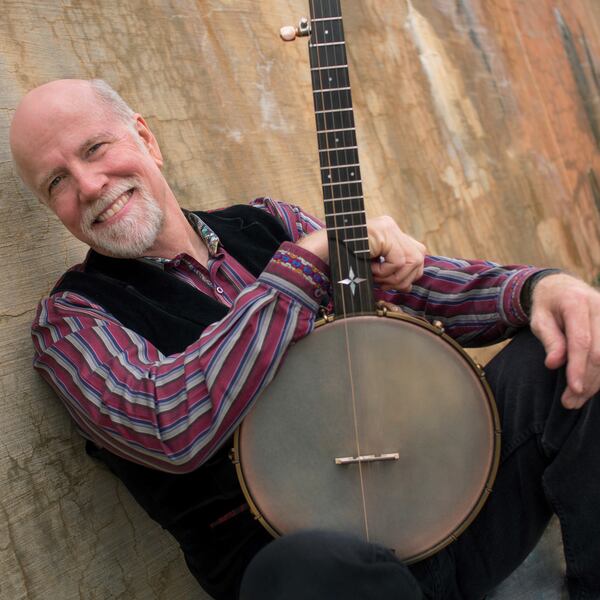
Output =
[{"x1": 232, "y1": 310, "x2": 501, "y2": 564}]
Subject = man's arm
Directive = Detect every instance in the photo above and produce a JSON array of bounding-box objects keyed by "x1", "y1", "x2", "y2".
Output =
[
  {"x1": 376, "y1": 256, "x2": 547, "y2": 347},
  {"x1": 252, "y1": 198, "x2": 547, "y2": 347},
  {"x1": 32, "y1": 243, "x2": 329, "y2": 474},
  {"x1": 254, "y1": 200, "x2": 600, "y2": 408}
]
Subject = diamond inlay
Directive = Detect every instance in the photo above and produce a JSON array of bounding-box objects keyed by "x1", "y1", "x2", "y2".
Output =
[{"x1": 338, "y1": 267, "x2": 366, "y2": 295}]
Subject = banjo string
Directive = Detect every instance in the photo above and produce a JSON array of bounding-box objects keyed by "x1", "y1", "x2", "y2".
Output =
[{"x1": 311, "y1": 0, "x2": 370, "y2": 541}]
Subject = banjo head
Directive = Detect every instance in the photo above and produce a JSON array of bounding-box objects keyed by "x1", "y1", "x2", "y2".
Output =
[{"x1": 234, "y1": 313, "x2": 500, "y2": 563}]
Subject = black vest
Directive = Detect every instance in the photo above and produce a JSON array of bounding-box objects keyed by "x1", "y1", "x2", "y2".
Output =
[{"x1": 53, "y1": 205, "x2": 290, "y2": 600}]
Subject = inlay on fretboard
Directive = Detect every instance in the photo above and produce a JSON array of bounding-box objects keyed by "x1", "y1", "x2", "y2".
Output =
[{"x1": 308, "y1": 0, "x2": 374, "y2": 316}]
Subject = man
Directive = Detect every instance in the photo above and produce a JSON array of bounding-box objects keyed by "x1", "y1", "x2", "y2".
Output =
[{"x1": 9, "y1": 79, "x2": 600, "y2": 599}]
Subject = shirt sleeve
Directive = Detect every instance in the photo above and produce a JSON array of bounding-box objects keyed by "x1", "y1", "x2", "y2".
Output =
[
  {"x1": 32, "y1": 250, "x2": 330, "y2": 474},
  {"x1": 249, "y1": 197, "x2": 324, "y2": 241},
  {"x1": 376, "y1": 255, "x2": 544, "y2": 346},
  {"x1": 251, "y1": 198, "x2": 541, "y2": 346}
]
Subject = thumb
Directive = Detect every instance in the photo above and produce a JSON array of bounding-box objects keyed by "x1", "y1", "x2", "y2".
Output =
[
  {"x1": 532, "y1": 311, "x2": 567, "y2": 369},
  {"x1": 367, "y1": 225, "x2": 389, "y2": 259}
]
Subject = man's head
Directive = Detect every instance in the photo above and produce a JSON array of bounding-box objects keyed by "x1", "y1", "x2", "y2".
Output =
[{"x1": 10, "y1": 79, "x2": 169, "y2": 258}]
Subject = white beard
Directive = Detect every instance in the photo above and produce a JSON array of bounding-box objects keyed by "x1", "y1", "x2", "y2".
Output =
[{"x1": 81, "y1": 177, "x2": 164, "y2": 258}]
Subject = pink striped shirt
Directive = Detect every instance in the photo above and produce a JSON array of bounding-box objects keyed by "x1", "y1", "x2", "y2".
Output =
[{"x1": 32, "y1": 198, "x2": 541, "y2": 473}]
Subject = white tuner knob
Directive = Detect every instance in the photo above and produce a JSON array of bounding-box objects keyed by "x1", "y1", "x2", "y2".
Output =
[
  {"x1": 280, "y1": 17, "x2": 310, "y2": 41},
  {"x1": 280, "y1": 25, "x2": 297, "y2": 41}
]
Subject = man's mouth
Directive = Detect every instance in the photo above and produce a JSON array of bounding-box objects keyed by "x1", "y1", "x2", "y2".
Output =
[{"x1": 94, "y1": 188, "x2": 134, "y2": 223}]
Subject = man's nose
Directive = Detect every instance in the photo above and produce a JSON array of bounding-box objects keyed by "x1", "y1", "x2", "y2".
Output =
[{"x1": 74, "y1": 166, "x2": 109, "y2": 203}]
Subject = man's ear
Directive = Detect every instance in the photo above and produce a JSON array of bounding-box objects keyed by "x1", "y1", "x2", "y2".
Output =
[{"x1": 134, "y1": 114, "x2": 164, "y2": 167}]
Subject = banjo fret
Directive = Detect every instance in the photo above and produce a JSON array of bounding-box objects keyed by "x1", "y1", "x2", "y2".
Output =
[
  {"x1": 316, "y1": 126, "x2": 355, "y2": 133},
  {"x1": 310, "y1": 16, "x2": 343, "y2": 22},
  {"x1": 318, "y1": 145, "x2": 357, "y2": 152},
  {"x1": 322, "y1": 179, "x2": 363, "y2": 186},
  {"x1": 311, "y1": 64, "x2": 348, "y2": 70},
  {"x1": 313, "y1": 86, "x2": 351, "y2": 93},
  {"x1": 324, "y1": 209, "x2": 365, "y2": 217},
  {"x1": 320, "y1": 163, "x2": 360, "y2": 169},
  {"x1": 323, "y1": 194, "x2": 363, "y2": 202},
  {"x1": 314, "y1": 107, "x2": 353, "y2": 114},
  {"x1": 311, "y1": 40, "x2": 346, "y2": 47}
]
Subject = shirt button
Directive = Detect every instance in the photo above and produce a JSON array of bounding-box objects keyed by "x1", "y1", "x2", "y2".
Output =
[{"x1": 215, "y1": 286, "x2": 224, "y2": 294}]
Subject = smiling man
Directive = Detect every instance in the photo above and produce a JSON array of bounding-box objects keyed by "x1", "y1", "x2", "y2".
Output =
[
  {"x1": 11, "y1": 80, "x2": 208, "y2": 263},
  {"x1": 9, "y1": 79, "x2": 600, "y2": 600}
]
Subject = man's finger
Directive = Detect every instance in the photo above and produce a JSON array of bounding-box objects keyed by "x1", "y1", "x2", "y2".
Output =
[
  {"x1": 561, "y1": 389, "x2": 588, "y2": 410},
  {"x1": 371, "y1": 261, "x2": 399, "y2": 278},
  {"x1": 564, "y1": 308, "x2": 592, "y2": 397},
  {"x1": 531, "y1": 311, "x2": 567, "y2": 370},
  {"x1": 392, "y1": 268, "x2": 423, "y2": 291},
  {"x1": 569, "y1": 305, "x2": 600, "y2": 404}
]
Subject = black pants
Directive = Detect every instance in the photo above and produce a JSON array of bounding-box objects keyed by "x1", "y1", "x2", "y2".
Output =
[{"x1": 239, "y1": 330, "x2": 600, "y2": 599}]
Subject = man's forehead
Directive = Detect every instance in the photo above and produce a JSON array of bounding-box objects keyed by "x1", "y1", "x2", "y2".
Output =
[
  {"x1": 16, "y1": 91, "x2": 105, "y2": 136},
  {"x1": 11, "y1": 84, "x2": 122, "y2": 188},
  {"x1": 11, "y1": 81, "x2": 113, "y2": 153}
]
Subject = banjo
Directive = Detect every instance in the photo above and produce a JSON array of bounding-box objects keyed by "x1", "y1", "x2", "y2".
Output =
[{"x1": 232, "y1": 0, "x2": 500, "y2": 563}]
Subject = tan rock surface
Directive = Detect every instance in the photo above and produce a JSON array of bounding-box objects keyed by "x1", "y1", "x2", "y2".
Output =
[{"x1": 1, "y1": 1, "x2": 598, "y2": 598}]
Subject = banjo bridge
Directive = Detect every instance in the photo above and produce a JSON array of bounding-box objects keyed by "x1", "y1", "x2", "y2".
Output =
[{"x1": 334, "y1": 452, "x2": 399, "y2": 465}]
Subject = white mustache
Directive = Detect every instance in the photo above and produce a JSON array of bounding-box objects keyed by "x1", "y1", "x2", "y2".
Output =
[{"x1": 82, "y1": 178, "x2": 140, "y2": 227}]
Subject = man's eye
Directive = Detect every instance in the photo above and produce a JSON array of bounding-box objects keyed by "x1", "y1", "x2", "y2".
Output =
[
  {"x1": 48, "y1": 175, "x2": 63, "y2": 192},
  {"x1": 87, "y1": 142, "x2": 104, "y2": 155}
]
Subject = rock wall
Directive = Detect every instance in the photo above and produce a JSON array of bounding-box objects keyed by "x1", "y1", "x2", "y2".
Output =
[{"x1": 1, "y1": 1, "x2": 599, "y2": 598}]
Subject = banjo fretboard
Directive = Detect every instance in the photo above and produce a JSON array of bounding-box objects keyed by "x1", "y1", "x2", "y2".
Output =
[{"x1": 308, "y1": 0, "x2": 375, "y2": 316}]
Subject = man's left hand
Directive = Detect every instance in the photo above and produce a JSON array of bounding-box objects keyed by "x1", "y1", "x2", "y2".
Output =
[{"x1": 529, "y1": 273, "x2": 600, "y2": 409}]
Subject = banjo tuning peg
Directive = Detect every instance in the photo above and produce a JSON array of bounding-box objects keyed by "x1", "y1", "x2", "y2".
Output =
[{"x1": 279, "y1": 17, "x2": 311, "y2": 41}]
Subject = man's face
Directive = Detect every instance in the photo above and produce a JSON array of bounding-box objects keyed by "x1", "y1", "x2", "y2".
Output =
[{"x1": 10, "y1": 82, "x2": 168, "y2": 258}]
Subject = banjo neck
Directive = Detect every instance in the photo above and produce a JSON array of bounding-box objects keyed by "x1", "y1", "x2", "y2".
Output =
[{"x1": 308, "y1": 0, "x2": 375, "y2": 316}]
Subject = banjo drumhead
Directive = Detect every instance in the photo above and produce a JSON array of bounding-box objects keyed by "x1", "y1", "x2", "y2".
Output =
[{"x1": 236, "y1": 314, "x2": 499, "y2": 562}]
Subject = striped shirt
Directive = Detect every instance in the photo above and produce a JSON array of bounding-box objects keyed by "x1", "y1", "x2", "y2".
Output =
[{"x1": 32, "y1": 198, "x2": 541, "y2": 473}]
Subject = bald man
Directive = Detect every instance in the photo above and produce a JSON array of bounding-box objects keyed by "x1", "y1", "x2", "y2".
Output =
[{"x1": 10, "y1": 79, "x2": 600, "y2": 600}]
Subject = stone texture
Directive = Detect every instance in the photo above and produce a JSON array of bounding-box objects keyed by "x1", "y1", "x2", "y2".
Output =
[{"x1": 1, "y1": 0, "x2": 599, "y2": 598}]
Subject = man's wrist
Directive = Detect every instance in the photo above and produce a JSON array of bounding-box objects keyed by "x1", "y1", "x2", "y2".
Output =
[
  {"x1": 521, "y1": 269, "x2": 563, "y2": 317},
  {"x1": 295, "y1": 230, "x2": 329, "y2": 263},
  {"x1": 262, "y1": 242, "x2": 331, "y2": 309}
]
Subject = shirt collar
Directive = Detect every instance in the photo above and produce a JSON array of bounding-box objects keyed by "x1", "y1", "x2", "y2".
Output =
[
  {"x1": 184, "y1": 210, "x2": 221, "y2": 256},
  {"x1": 139, "y1": 210, "x2": 221, "y2": 269}
]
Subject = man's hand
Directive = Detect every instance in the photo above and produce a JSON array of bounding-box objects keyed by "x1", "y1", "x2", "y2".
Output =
[
  {"x1": 529, "y1": 273, "x2": 600, "y2": 409},
  {"x1": 366, "y1": 216, "x2": 426, "y2": 291},
  {"x1": 296, "y1": 216, "x2": 426, "y2": 291}
]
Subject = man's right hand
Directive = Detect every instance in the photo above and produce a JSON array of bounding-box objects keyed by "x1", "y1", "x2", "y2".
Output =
[
  {"x1": 529, "y1": 273, "x2": 600, "y2": 409},
  {"x1": 296, "y1": 215, "x2": 426, "y2": 292}
]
